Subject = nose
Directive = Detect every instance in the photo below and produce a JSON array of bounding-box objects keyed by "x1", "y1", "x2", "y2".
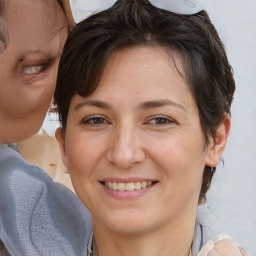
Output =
[{"x1": 107, "y1": 124, "x2": 145, "y2": 169}]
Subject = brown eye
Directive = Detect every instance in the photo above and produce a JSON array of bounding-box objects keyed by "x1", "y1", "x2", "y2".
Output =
[
  {"x1": 147, "y1": 116, "x2": 174, "y2": 125},
  {"x1": 153, "y1": 118, "x2": 170, "y2": 124},
  {"x1": 82, "y1": 115, "x2": 110, "y2": 127},
  {"x1": 86, "y1": 117, "x2": 106, "y2": 124}
]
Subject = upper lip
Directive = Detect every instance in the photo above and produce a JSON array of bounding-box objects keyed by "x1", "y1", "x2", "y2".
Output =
[{"x1": 100, "y1": 177, "x2": 158, "y2": 183}]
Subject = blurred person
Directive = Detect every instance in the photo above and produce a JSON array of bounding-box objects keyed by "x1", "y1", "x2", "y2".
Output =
[
  {"x1": 0, "y1": 0, "x2": 72, "y2": 144},
  {"x1": 0, "y1": 1, "x2": 92, "y2": 255}
]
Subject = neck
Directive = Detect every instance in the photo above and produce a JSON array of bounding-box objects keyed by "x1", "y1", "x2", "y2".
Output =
[{"x1": 93, "y1": 208, "x2": 196, "y2": 256}]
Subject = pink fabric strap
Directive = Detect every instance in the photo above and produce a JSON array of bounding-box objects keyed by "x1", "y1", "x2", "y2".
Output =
[{"x1": 198, "y1": 234, "x2": 250, "y2": 256}]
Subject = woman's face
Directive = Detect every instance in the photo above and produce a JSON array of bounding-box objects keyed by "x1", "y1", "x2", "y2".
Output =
[
  {"x1": 58, "y1": 46, "x2": 224, "y2": 235},
  {"x1": 0, "y1": 0, "x2": 68, "y2": 144}
]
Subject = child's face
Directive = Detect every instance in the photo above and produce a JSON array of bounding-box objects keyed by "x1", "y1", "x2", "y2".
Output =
[{"x1": 0, "y1": 0, "x2": 68, "y2": 144}]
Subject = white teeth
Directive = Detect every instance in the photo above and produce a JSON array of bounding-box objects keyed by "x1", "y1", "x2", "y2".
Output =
[
  {"x1": 117, "y1": 183, "x2": 126, "y2": 191},
  {"x1": 141, "y1": 181, "x2": 147, "y2": 189},
  {"x1": 113, "y1": 182, "x2": 118, "y2": 190},
  {"x1": 104, "y1": 181, "x2": 154, "y2": 191},
  {"x1": 126, "y1": 182, "x2": 135, "y2": 191},
  {"x1": 134, "y1": 182, "x2": 142, "y2": 190},
  {"x1": 107, "y1": 181, "x2": 113, "y2": 189}
]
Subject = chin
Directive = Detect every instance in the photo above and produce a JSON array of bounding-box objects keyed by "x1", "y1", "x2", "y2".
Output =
[{"x1": 99, "y1": 211, "x2": 155, "y2": 235}]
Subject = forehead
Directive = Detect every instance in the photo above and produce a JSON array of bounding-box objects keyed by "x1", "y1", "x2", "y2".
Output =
[
  {"x1": 2, "y1": 0, "x2": 67, "y2": 51},
  {"x1": 99, "y1": 45, "x2": 188, "y2": 90},
  {"x1": 88, "y1": 46, "x2": 192, "y2": 103},
  {"x1": 100, "y1": 45, "x2": 187, "y2": 83}
]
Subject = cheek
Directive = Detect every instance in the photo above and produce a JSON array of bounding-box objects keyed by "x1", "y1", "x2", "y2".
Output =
[
  {"x1": 147, "y1": 132, "x2": 206, "y2": 181},
  {"x1": 31, "y1": 68, "x2": 57, "y2": 108},
  {"x1": 35, "y1": 79, "x2": 55, "y2": 110},
  {"x1": 148, "y1": 135, "x2": 205, "y2": 208},
  {"x1": 65, "y1": 132, "x2": 107, "y2": 204},
  {"x1": 0, "y1": 74, "x2": 55, "y2": 119},
  {"x1": 65, "y1": 131, "x2": 106, "y2": 175}
]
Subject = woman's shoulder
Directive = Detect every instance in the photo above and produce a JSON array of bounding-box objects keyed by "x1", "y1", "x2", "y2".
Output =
[{"x1": 198, "y1": 234, "x2": 250, "y2": 256}]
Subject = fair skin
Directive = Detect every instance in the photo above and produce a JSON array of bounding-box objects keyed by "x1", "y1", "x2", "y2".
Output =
[
  {"x1": 57, "y1": 46, "x2": 230, "y2": 256},
  {"x1": 0, "y1": 0, "x2": 68, "y2": 144}
]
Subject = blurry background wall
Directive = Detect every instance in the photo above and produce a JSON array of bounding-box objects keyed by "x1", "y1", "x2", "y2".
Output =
[{"x1": 204, "y1": 1, "x2": 256, "y2": 255}]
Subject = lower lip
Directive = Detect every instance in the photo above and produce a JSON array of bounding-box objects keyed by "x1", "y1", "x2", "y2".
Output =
[{"x1": 101, "y1": 183, "x2": 155, "y2": 200}]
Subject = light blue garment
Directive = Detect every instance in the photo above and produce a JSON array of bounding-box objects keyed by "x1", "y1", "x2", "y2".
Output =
[
  {"x1": 192, "y1": 205, "x2": 217, "y2": 255},
  {"x1": 0, "y1": 145, "x2": 93, "y2": 256}
]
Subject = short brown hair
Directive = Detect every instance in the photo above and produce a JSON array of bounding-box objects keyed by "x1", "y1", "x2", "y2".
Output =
[
  {"x1": 57, "y1": 0, "x2": 75, "y2": 30},
  {"x1": 55, "y1": 0, "x2": 235, "y2": 204}
]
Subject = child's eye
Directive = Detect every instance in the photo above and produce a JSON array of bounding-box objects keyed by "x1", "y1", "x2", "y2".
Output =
[{"x1": 22, "y1": 65, "x2": 46, "y2": 75}]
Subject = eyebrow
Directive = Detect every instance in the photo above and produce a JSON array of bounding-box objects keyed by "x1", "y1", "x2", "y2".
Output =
[
  {"x1": 139, "y1": 99, "x2": 187, "y2": 112},
  {"x1": 74, "y1": 100, "x2": 112, "y2": 111},
  {"x1": 74, "y1": 99, "x2": 186, "y2": 112}
]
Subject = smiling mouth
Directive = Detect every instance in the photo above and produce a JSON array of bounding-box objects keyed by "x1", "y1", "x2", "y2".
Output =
[{"x1": 102, "y1": 181, "x2": 157, "y2": 191}]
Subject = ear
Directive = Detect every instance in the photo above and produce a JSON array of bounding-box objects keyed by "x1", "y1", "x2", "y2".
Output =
[
  {"x1": 205, "y1": 114, "x2": 231, "y2": 167},
  {"x1": 55, "y1": 127, "x2": 69, "y2": 169}
]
